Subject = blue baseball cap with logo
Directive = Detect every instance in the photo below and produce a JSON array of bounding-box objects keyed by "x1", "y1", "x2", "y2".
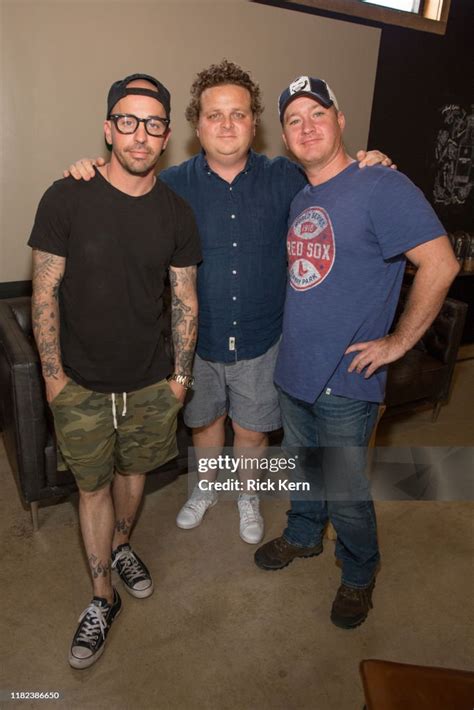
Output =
[{"x1": 278, "y1": 76, "x2": 339, "y2": 123}]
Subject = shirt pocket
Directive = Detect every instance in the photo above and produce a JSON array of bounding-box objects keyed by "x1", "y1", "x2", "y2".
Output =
[{"x1": 241, "y1": 205, "x2": 275, "y2": 250}]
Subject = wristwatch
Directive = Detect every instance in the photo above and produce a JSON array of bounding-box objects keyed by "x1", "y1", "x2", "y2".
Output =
[{"x1": 166, "y1": 372, "x2": 195, "y2": 390}]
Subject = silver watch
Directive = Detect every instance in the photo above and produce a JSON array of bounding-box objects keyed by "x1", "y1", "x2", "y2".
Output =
[{"x1": 167, "y1": 372, "x2": 195, "y2": 390}]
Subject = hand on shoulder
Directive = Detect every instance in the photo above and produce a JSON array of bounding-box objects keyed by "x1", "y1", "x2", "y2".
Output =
[
  {"x1": 63, "y1": 156, "x2": 106, "y2": 181},
  {"x1": 356, "y1": 150, "x2": 397, "y2": 171}
]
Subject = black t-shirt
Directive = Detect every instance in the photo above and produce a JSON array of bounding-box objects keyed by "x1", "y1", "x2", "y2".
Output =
[{"x1": 28, "y1": 171, "x2": 202, "y2": 392}]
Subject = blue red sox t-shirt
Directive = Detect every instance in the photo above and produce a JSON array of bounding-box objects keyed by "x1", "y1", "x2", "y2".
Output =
[{"x1": 274, "y1": 162, "x2": 446, "y2": 404}]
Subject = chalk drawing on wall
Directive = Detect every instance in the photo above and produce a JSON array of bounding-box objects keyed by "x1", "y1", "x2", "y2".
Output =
[{"x1": 433, "y1": 104, "x2": 473, "y2": 206}]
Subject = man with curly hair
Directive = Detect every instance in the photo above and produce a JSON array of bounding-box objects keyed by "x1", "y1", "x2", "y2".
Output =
[
  {"x1": 65, "y1": 61, "x2": 391, "y2": 545},
  {"x1": 166, "y1": 60, "x2": 306, "y2": 544}
]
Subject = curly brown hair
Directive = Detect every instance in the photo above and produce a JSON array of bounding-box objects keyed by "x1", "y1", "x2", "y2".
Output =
[{"x1": 185, "y1": 59, "x2": 264, "y2": 126}]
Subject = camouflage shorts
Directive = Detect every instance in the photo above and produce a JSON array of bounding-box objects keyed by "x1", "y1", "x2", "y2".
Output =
[{"x1": 50, "y1": 379, "x2": 183, "y2": 492}]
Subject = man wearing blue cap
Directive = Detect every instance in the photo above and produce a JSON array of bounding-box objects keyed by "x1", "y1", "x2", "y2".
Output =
[
  {"x1": 29, "y1": 74, "x2": 201, "y2": 667},
  {"x1": 254, "y1": 76, "x2": 459, "y2": 629}
]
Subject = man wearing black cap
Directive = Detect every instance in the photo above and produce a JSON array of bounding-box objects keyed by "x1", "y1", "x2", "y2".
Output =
[
  {"x1": 254, "y1": 76, "x2": 459, "y2": 629},
  {"x1": 28, "y1": 74, "x2": 201, "y2": 668}
]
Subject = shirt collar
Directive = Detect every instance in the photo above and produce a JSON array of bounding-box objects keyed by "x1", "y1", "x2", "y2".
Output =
[{"x1": 198, "y1": 149, "x2": 256, "y2": 176}]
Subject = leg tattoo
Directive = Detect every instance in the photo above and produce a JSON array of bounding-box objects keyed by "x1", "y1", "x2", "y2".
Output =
[
  {"x1": 88, "y1": 553, "x2": 111, "y2": 579},
  {"x1": 115, "y1": 516, "x2": 134, "y2": 537}
]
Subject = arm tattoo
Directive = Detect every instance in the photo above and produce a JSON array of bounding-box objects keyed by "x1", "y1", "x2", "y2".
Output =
[
  {"x1": 169, "y1": 266, "x2": 198, "y2": 375},
  {"x1": 31, "y1": 249, "x2": 66, "y2": 381},
  {"x1": 88, "y1": 553, "x2": 111, "y2": 579}
]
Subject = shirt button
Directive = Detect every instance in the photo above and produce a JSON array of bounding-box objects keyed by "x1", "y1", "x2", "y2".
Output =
[
  {"x1": 233, "y1": 242, "x2": 237, "y2": 247},
  {"x1": 207, "y1": 171, "x2": 211, "y2": 175},
  {"x1": 232, "y1": 296, "x2": 237, "y2": 301},
  {"x1": 232, "y1": 270, "x2": 237, "y2": 275},
  {"x1": 231, "y1": 214, "x2": 236, "y2": 219},
  {"x1": 229, "y1": 187, "x2": 233, "y2": 191},
  {"x1": 233, "y1": 321, "x2": 237, "y2": 326}
]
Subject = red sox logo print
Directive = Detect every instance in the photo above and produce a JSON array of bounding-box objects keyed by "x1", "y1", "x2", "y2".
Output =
[{"x1": 287, "y1": 206, "x2": 336, "y2": 291}]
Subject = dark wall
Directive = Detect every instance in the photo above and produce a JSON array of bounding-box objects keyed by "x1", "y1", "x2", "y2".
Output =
[
  {"x1": 368, "y1": 0, "x2": 473, "y2": 232},
  {"x1": 0, "y1": 282, "x2": 32, "y2": 300}
]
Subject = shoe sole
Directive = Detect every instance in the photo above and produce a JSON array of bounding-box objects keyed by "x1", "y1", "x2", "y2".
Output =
[
  {"x1": 176, "y1": 497, "x2": 218, "y2": 530},
  {"x1": 68, "y1": 606, "x2": 122, "y2": 670},
  {"x1": 240, "y1": 530, "x2": 264, "y2": 545},
  {"x1": 254, "y1": 547, "x2": 323, "y2": 571},
  {"x1": 116, "y1": 578, "x2": 154, "y2": 599},
  {"x1": 330, "y1": 613, "x2": 369, "y2": 629}
]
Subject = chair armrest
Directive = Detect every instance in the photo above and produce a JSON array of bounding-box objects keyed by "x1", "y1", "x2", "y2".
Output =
[
  {"x1": 419, "y1": 297, "x2": 467, "y2": 365},
  {"x1": 419, "y1": 297, "x2": 467, "y2": 402},
  {"x1": 0, "y1": 298, "x2": 49, "y2": 503}
]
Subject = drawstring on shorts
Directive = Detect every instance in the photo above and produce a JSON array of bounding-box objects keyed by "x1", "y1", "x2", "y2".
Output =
[{"x1": 111, "y1": 392, "x2": 127, "y2": 429}]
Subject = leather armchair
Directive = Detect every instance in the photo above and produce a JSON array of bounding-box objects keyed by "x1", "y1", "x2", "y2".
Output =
[
  {"x1": 385, "y1": 291, "x2": 467, "y2": 419},
  {"x1": 0, "y1": 296, "x2": 190, "y2": 531}
]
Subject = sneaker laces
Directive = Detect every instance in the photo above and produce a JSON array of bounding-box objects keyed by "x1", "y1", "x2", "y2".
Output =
[
  {"x1": 184, "y1": 487, "x2": 215, "y2": 514},
  {"x1": 75, "y1": 602, "x2": 108, "y2": 644},
  {"x1": 239, "y1": 496, "x2": 260, "y2": 526},
  {"x1": 185, "y1": 499, "x2": 211, "y2": 519},
  {"x1": 112, "y1": 548, "x2": 145, "y2": 584}
]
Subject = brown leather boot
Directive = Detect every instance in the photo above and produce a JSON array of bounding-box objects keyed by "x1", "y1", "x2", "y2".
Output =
[
  {"x1": 254, "y1": 536, "x2": 323, "y2": 570},
  {"x1": 330, "y1": 579, "x2": 375, "y2": 629}
]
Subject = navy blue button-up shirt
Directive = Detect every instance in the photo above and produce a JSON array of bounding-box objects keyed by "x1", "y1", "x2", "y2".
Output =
[{"x1": 161, "y1": 150, "x2": 307, "y2": 362}]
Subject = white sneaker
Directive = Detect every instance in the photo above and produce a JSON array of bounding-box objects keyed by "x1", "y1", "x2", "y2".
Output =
[
  {"x1": 176, "y1": 485, "x2": 218, "y2": 529},
  {"x1": 238, "y1": 494, "x2": 264, "y2": 544}
]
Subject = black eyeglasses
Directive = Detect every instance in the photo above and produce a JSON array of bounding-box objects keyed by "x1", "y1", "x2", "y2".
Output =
[{"x1": 108, "y1": 113, "x2": 170, "y2": 137}]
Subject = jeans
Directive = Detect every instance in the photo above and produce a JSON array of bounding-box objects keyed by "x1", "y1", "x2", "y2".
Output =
[{"x1": 278, "y1": 387, "x2": 380, "y2": 588}]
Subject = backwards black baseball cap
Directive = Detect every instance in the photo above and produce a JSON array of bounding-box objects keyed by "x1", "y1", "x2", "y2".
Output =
[
  {"x1": 106, "y1": 73, "x2": 171, "y2": 118},
  {"x1": 278, "y1": 76, "x2": 339, "y2": 123}
]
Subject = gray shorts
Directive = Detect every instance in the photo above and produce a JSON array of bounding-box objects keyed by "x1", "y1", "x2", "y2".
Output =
[{"x1": 184, "y1": 339, "x2": 281, "y2": 432}]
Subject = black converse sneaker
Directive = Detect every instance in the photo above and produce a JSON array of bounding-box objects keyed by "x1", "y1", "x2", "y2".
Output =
[
  {"x1": 111, "y1": 544, "x2": 154, "y2": 598},
  {"x1": 69, "y1": 587, "x2": 121, "y2": 669}
]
